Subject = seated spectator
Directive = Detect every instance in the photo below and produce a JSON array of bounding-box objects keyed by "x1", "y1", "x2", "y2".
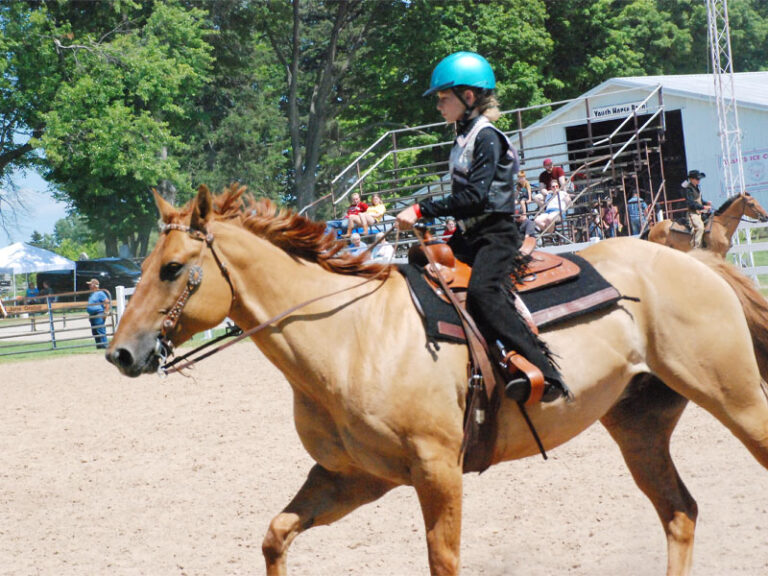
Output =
[
  {"x1": 348, "y1": 193, "x2": 386, "y2": 236},
  {"x1": 539, "y1": 158, "x2": 566, "y2": 192},
  {"x1": 534, "y1": 182, "x2": 573, "y2": 233},
  {"x1": 347, "y1": 232, "x2": 368, "y2": 256},
  {"x1": 325, "y1": 192, "x2": 368, "y2": 238},
  {"x1": 325, "y1": 216, "x2": 349, "y2": 238},
  {"x1": 25, "y1": 285, "x2": 40, "y2": 305},
  {"x1": 515, "y1": 170, "x2": 532, "y2": 215},
  {"x1": 343, "y1": 192, "x2": 370, "y2": 237},
  {"x1": 371, "y1": 233, "x2": 395, "y2": 261},
  {"x1": 515, "y1": 209, "x2": 537, "y2": 239},
  {"x1": 441, "y1": 217, "x2": 457, "y2": 241}
]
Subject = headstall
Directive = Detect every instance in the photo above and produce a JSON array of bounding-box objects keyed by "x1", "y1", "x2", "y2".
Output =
[{"x1": 155, "y1": 223, "x2": 234, "y2": 368}]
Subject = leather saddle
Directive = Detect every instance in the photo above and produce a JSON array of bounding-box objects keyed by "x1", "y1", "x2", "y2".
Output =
[{"x1": 409, "y1": 236, "x2": 581, "y2": 309}]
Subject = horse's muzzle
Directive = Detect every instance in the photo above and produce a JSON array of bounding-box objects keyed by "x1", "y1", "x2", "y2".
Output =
[{"x1": 106, "y1": 335, "x2": 167, "y2": 377}]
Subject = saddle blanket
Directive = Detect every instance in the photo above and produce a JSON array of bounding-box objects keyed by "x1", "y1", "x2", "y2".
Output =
[{"x1": 400, "y1": 253, "x2": 623, "y2": 346}]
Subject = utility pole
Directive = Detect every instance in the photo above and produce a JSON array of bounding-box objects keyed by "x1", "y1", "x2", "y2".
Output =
[{"x1": 707, "y1": 0, "x2": 746, "y2": 199}]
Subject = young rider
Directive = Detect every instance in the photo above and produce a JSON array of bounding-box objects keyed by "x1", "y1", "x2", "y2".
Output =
[{"x1": 396, "y1": 52, "x2": 566, "y2": 402}]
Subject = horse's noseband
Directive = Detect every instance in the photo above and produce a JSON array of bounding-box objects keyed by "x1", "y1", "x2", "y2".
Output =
[{"x1": 155, "y1": 223, "x2": 234, "y2": 370}]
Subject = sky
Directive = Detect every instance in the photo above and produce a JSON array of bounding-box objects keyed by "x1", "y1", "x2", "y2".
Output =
[{"x1": 1, "y1": 169, "x2": 69, "y2": 247}]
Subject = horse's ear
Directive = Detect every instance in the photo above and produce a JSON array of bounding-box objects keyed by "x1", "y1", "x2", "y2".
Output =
[
  {"x1": 153, "y1": 189, "x2": 176, "y2": 224},
  {"x1": 191, "y1": 185, "x2": 213, "y2": 231}
]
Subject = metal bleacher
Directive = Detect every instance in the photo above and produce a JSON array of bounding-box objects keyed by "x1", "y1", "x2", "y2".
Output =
[{"x1": 306, "y1": 87, "x2": 674, "y2": 255}]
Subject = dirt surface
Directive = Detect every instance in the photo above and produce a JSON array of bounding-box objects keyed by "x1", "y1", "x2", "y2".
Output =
[{"x1": 1, "y1": 345, "x2": 767, "y2": 576}]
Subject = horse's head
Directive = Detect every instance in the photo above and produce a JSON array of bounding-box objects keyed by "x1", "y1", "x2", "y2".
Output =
[
  {"x1": 742, "y1": 193, "x2": 768, "y2": 223},
  {"x1": 107, "y1": 185, "x2": 236, "y2": 377}
]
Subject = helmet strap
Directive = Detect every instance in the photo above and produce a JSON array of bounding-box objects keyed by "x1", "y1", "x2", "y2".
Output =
[{"x1": 452, "y1": 87, "x2": 477, "y2": 124}]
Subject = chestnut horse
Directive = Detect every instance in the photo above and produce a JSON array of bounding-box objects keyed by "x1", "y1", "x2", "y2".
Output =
[
  {"x1": 108, "y1": 185, "x2": 768, "y2": 576},
  {"x1": 647, "y1": 193, "x2": 768, "y2": 257}
]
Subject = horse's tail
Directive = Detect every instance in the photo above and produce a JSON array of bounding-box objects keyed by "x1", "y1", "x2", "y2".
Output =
[{"x1": 691, "y1": 250, "x2": 768, "y2": 385}]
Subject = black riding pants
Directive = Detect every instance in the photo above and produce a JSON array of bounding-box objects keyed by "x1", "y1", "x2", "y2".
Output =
[{"x1": 450, "y1": 214, "x2": 562, "y2": 384}]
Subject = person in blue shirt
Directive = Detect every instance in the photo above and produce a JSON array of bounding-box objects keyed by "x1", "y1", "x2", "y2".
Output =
[
  {"x1": 347, "y1": 232, "x2": 369, "y2": 256},
  {"x1": 626, "y1": 190, "x2": 649, "y2": 235},
  {"x1": 25, "y1": 285, "x2": 40, "y2": 305},
  {"x1": 86, "y1": 278, "x2": 110, "y2": 349}
]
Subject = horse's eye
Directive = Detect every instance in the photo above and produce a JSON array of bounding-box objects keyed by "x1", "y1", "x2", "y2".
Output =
[{"x1": 160, "y1": 262, "x2": 184, "y2": 282}]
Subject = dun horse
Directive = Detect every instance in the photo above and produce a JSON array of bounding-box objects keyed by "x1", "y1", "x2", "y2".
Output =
[
  {"x1": 647, "y1": 193, "x2": 768, "y2": 257},
  {"x1": 108, "y1": 185, "x2": 768, "y2": 576}
]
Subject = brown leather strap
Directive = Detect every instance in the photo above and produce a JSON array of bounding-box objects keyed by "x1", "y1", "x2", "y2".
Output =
[
  {"x1": 413, "y1": 229, "x2": 499, "y2": 466},
  {"x1": 503, "y1": 351, "x2": 546, "y2": 405}
]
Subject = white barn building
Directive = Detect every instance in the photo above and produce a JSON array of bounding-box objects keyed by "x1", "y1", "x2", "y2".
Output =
[{"x1": 518, "y1": 72, "x2": 768, "y2": 210}]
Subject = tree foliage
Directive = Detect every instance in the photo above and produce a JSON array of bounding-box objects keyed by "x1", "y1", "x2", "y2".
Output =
[
  {"x1": 3, "y1": 0, "x2": 768, "y2": 245},
  {"x1": 37, "y1": 1, "x2": 213, "y2": 256}
]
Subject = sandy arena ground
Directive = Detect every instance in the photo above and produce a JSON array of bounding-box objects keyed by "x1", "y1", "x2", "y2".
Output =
[{"x1": 1, "y1": 344, "x2": 767, "y2": 575}]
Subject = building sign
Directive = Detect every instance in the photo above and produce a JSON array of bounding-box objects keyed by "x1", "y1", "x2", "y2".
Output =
[
  {"x1": 591, "y1": 101, "x2": 649, "y2": 119},
  {"x1": 719, "y1": 147, "x2": 768, "y2": 197}
]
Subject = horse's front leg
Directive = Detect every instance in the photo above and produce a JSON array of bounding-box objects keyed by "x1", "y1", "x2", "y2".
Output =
[
  {"x1": 262, "y1": 464, "x2": 394, "y2": 576},
  {"x1": 412, "y1": 456, "x2": 464, "y2": 576}
]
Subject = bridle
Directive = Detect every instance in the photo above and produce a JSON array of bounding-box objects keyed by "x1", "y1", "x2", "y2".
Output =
[{"x1": 154, "y1": 222, "x2": 235, "y2": 368}]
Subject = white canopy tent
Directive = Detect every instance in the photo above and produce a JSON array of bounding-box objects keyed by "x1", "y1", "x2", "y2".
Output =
[{"x1": 0, "y1": 242, "x2": 75, "y2": 298}]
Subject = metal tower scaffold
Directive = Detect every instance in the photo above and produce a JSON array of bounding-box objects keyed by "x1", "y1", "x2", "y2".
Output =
[{"x1": 707, "y1": 0, "x2": 746, "y2": 198}]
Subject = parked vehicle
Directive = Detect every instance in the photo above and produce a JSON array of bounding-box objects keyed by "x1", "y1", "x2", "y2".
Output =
[{"x1": 38, "y1": 258, "x2": 142, "y2": 300}]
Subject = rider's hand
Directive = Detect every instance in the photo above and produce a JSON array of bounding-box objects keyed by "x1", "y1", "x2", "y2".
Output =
[{"x1": 396, "y1": 205, "x2": 420, "y2": 230}]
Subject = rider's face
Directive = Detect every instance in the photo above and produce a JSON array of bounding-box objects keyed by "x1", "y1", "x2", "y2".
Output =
[{"x1": 436, "y1": 90, "x2": 467, "y2": 123}]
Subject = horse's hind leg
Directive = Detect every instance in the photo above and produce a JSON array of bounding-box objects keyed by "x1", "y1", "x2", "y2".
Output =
[
  {"x1": 261, "y1": 464, "x2": 394, "y2": 576},
  {"x1": 601, "y1": 374, "x2": 697, "y2": 576}
]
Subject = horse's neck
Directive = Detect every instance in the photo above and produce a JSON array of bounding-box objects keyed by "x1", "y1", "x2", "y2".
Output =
[
  {"x1": 214, "y1": 223, "x2": 391, "y2": 385},
  {"x1": 714, "y1": 200, "x2": 743, "y2": 237}
]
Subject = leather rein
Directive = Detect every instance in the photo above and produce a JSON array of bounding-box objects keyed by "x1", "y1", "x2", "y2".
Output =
[{"x1": 155, "y1": 223, "x2": 394, "y2": 376}]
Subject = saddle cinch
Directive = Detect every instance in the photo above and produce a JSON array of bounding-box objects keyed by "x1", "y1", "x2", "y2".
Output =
[{"x1": 407, "y1": 234, "x2": 580, "y2": 406}]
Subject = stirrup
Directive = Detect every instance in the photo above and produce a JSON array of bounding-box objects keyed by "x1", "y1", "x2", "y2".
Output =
[
  {"x1": 496, "y1": 344, "x2": 545, "y2": 405},
  {"x1": 504, "y1": 376, "x2": 531, "y2": 403}
]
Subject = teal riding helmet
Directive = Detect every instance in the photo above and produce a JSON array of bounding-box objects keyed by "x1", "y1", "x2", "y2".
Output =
[{"x1": 423, "y1": 51, "x2": 496, "y2": 97}]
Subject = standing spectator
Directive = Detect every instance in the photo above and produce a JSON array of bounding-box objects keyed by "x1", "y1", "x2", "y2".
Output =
[
  {"x1": 515, "y1": 209, "x2": 538, "y2": 239},
  {"x1": 86, "y1": 278, "x2": 110, "y2": 350},
  {"x1": 682, "y1": 169, "x2": 710, "y2": 248},
  {"x1": 515, "y1": 170, "x2": 532, "y2": 215},
  {"x1": 538, "y1": 158, "x2": 566, "y2": 192},
  {"x1": 601, "y1": 196, "x2": 619, "y2": 238},
  {"x1": 627, "y1": 190, "x2": 649, "y2": 235},
  {"x1": 589, "y1": 203, "x2": 604, "y2": 240},
  {"x1": 347, "y1": 232, "x2": 368, "y2": 256},
  {"x1": 39, "y1": 280, "x2": 56, "y2": 303}
]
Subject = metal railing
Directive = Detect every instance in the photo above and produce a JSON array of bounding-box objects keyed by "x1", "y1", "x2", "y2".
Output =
[{"x1": 311, "y1": 85, "x2": 668, "y2": 248}]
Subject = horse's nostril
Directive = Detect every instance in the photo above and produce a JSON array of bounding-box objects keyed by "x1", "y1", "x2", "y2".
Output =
[{"x1": 110, "y1": 347, "x2": 134, "y2": 370}]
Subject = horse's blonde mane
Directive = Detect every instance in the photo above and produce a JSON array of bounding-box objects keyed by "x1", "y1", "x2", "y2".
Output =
[{"x1": 187, "y1": 184, "x2": 391, "y2": 278}]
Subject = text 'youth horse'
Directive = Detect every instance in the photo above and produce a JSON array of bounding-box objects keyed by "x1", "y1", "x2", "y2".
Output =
[
  {"x1": 647, "y1": 192, "x2": 768, "y2": 257},
  {"x1": 108, "y1": 184, "x2": 768, "y2": 576}
]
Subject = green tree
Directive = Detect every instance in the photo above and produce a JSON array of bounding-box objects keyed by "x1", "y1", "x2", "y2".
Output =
[
  {"x1": 182, "y1": 0, "x2": 289, "y2": 200},
  {"x1": 38, "y1": 1, "x2": 213, "y2": 256},
  {"x1": 255, "y1": 0, "x2": 393, "y2": 209}
]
